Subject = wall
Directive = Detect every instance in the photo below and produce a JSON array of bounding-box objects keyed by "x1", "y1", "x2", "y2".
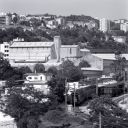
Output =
[
  {"x1": 60, "y1": 46, "x2": 81, "y2": 60},
  {"x1": 82, "y1": 53, "x2": 103, "y2": 70},
  {"x1": 9, "y1": 47, "x2": 51, "y2": 61}
]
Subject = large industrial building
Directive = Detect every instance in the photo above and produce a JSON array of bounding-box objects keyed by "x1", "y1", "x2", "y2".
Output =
[{"x1": 9, "y1": 36, "x2": 83, "y2": 69}]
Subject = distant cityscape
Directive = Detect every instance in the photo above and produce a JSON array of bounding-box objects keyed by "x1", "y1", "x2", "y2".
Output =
[{"x1": 0, "y1": 12, "x2": 128, "y2": 32}]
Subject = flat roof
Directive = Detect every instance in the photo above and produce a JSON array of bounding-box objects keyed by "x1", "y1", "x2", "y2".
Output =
[
  {"x1": 81, "y1": 67, "x2": 103, "y2": 71},
  {"x1": 80, "y1": 48, "x2": 90, "y2": 52},
  {"x1": 93, "y1": 54, "x2": 128, "y2": 60},
  {"x1": 61, "y1": 45, "x2": 78, "y2": 48},
  {"x1": 10, "y1": 41, "x2": 54, "y2": 48}
]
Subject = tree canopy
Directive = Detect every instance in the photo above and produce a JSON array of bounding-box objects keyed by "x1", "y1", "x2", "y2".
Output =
[
  {"x1": 88, "y1": 96, "x2": 128, "y2": 128},
  {"x1": 34, "y1": 63, "x2": 45, "y2": 73},
  {"x1": 61, "y1": 60, "x2": 83, "y2": 82}
]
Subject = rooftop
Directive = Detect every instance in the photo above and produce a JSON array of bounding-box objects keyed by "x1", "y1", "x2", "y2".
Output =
[
  {"x1": 10, "y1": 41, "x2": 54, "y2": 48},
  {"x1": 61, "y1": 45, "x2": 78, "y2": 48},
  {"x1": 93, "y1": 54, "x2": 128, "y2": 60},
  {"x1": 81, "y1": 67, "x2": 103, "y2": 71}
]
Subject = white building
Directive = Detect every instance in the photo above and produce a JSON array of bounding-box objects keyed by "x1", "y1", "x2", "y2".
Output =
[
  {"x1": 0, "y1": 42, "x2": 10, "y2": 59},
  {"x1": 0, "y1": 13, "x2": 11, "y2": 25},
  {"x1": 24, "y1": 73, "x2": 52, "y2": 95},
  {"x1": 120, "y1": 22, "x2": 128, "y2": 32},
  {"x1": 9, "y1": 36, "x2": 62, "y2": 67},
  {"x1": 112, "y1": 36, "x2": 126, "y2": 43},
  {"x1": 100, "y1": 18, "x2": 110, "y2": 32},
  {"x1": 56, "y1": 17, "x2": 65, "y2": 26}
]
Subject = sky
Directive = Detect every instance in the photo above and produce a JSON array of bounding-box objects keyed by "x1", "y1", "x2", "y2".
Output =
[{"x1": 0, "y1": 0, "x2": 128, "y2": 20}]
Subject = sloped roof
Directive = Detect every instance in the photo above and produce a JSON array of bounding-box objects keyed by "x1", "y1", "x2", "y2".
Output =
[
  {"x1": 10, "y1": 41, "x2": 54, "y2": 48},
  {"x1": 93, "y1": 54, "x2": 128, "y2": 60}
]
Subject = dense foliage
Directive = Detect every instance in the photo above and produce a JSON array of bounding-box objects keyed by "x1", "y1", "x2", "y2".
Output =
[
  {"x1": 88, "y1": 96, "x2": 128, "y2": 128},
  {"x1": 34, "y1": 63, "x2": 45, "y2": 73},
  {"x1": 0, "y1": 27, "x2": 52, "y2": 43},
  {"x1": 79, "y1": 60, "x2": 91, "y2": 68}
]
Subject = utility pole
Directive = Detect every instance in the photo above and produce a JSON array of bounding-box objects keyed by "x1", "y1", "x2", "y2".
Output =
[
  {"x1": 96, "y1": 78, "x2": 98, "y2": 95},
  {"x1": 65, "y1": 78, "x2": 67, "y2": 111},
  {"x1": 123, "y1": 70, "x2": 126, "y2": 103},
  {"x1": 73, "y1": 83, "x2": 76, "y2": 112},
  {"x1": 99, "y1": 112, "x2": 102, "y2": 128}
]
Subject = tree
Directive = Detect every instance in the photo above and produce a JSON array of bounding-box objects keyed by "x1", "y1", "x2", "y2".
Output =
[
  {"x1": 34, "y1": 63, "x2": 45, "y2": 73},
  {"x1": 79, "y1": 60, "x2": 91, "y2": 68},
  {"x1": 111, "y1": 51, "x2": 127, "y2": 81},
  {"x1": 61, "y1": 60, "x2": 83, "y2": 82},
  {"x1": 48, "y1": 72, "x2": 65, "y2": 103},
  {"x1": 30, "y1": 18, "x2": 42, "y2": 28},
  {"x1": 0, "y1": 57, "x2": 22, "y2": 80},
  {"x1": 88, "y1": 96, "x2": 128, "y2": 128},
  {"x1": 47, "y1": 66, "x2": 58, "y2": 75},
  {"x1": 2, "y1": 82, "x2": 54, "y2": 128},
  {"x1": 18, "y1": 66, "x2": 32, "y2": 74}
]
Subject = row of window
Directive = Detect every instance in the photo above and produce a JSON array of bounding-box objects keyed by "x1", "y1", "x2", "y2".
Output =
[
  {"x1": 28, "y1": 76, "x2": 43, "y2": 80},
  {"x1": 4, "y1": 54, "x2": 9, "y2": 57},
  {"x1": 5, "y1": 50, "x2": 9, "y2": 52},
  {"x1": 5, "y1": 45, "x2": 9, "y2": 48}
]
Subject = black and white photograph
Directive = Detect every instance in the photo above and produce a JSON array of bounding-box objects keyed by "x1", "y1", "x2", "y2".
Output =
[{"x1": 0, "y1": 0, "x2": 128, "y2": 128}]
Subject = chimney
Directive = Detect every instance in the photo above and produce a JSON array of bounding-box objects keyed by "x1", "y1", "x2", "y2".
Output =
[{"x1": 54, "y1": 36, "x2": 61, "y2": 62}]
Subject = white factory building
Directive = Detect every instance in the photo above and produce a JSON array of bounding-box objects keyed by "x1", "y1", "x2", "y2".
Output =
[{"x1": 9, "y1": 36, "x2": 83, "y2": 70}]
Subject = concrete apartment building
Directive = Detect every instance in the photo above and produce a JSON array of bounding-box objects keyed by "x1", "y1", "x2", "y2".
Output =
[
  {"x1": 0, "y1": 13, "x2": 11, "y2": 26},
  {"x1": 99, "y1": 18, "x2": 110, "y2": 32},
  {"x1": 120, "y1": 22, "x2": 128, "y2": 32},
  {"x1": 0, "y1": 42, "x2": 10, "y2": 59}
]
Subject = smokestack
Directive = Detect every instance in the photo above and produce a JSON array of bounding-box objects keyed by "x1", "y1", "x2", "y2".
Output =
[{"x1": 54, "y1": 36, "x2": 61, "y2": 62}]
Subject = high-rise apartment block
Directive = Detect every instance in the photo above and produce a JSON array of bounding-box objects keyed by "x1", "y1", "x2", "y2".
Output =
[
  {"x1": 0, "y1": 13, "x2": 11, "y2": 25},
  {"x1": 0, "y1": 42, "x2": 10, "y2": 59},
  {"x1": 99, "y1": 18, "x2": 110, "y2": 32},
  {"x1": 120, "y1": 22, "x2": 128, "y2": 32}
]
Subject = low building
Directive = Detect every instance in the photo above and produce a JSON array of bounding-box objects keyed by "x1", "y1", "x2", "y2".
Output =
[
  {"x1": 24, "y1": 73, "x2": 52, "y2": 95},
  {"x1": 112, "y1": 36, "x2": 126, "y2": 43},
  {"x1": 93, "y1": 54, "x2": 128, "y2": 75}
]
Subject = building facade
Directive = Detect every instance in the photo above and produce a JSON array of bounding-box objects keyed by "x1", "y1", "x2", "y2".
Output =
[
  {"x1": 100, "y1": 18, "x2": 110, "y2": 32},
  {"x1": 0, "y1": 42, "x2": 10, "y2": 59},
  {"x1": 120, "y1": 23, "x2": 128, "y2": 32},
  {"x1": 0, "y1": 14, "x2": 11, "y2": 25}
]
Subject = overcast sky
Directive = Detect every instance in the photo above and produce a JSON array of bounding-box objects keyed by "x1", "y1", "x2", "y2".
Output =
[{"x1": 0, "y1": 0, "x2": 128, "y2": 20}]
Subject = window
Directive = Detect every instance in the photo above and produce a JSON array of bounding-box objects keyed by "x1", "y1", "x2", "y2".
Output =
[
  {"x1": 5, "y1": 50, "x2": 9, "y2": 52},
  {"x1": 5, "y1": 45, "x2": 8, "y2": 48},
  {"x1": 28, "y1": 76, "x2": 32, "y2": 80},
  {"x1": 70, "y1": 48, "x2": 72, "y2": 54},
  {"x1": 34, "y1": 77, "x2": 38, "y2": 80}
]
